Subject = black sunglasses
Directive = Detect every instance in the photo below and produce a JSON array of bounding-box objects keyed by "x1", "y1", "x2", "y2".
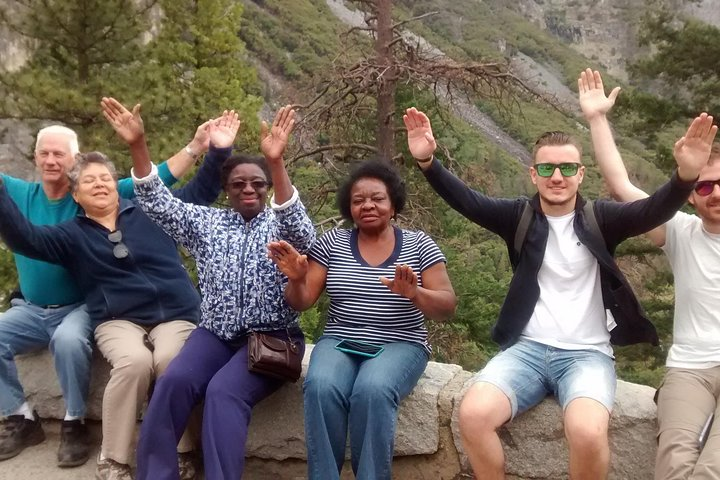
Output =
[
  {"x1": 108, "y1": 230, "x2": 129, "y2": 259},
  {"x1": 694, "y1": 180, "x2": 720, "y2": 197},
  {"x1": 534, "y1": 163, "x2": 581, "y2": 177},
  {"x1": 226, "y1": 180, "x2": 269, "y2": 191}
]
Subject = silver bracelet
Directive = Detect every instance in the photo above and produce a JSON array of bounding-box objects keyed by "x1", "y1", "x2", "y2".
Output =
[{"x1": 184, "y1": 145, "x2": 198, "y2": 158}]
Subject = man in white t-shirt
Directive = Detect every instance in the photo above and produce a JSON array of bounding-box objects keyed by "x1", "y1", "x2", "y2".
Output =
[
  {"x1": 405, "y1": 104, "x2": 715, "y2": 479},
  {"x1": 580, "y1": 67, "x2": 720, "y2": 479}
]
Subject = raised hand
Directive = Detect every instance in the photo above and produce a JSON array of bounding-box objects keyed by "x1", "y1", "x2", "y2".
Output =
[
  {"x1": 101, "y1": 97, "x2": 144, "y2": 145},
  {"x1": 186, "y1": 120, "x2": 212, "y2": 156},
  {"x1": 260, "y1": 105, "x2": 296, "y2": 163},
  {"x1": 379, "y1": 264, "x2": 418, "y2": 299},
  {"x1": 674, "y1": 113, "x2": 718, "y2": 181},
  {"x1": 267, "y1": 240, "x2": 308, "y2": 281},
  {"x1": 578, "y1": 68, "x2": 621, "y2": 121},
  {"x1": 209, "y1": 110, "x2": 241, "y2": 149},
  {"x1": 403, "y1": 107, "x2": 437, "y2": 161}
]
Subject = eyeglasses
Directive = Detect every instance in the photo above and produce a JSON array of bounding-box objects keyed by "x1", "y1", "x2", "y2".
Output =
[
  {"x1": 226, "y1": 180, "x2": 269, "y2": 191},
  {"x1": 534, "y1": 163, "x2": 581, "y2": 177},
  {"x1": 108, "y1": 230, "x2": 129, "y2": 259},
  {"x1": 694, "y1": 179, "x2": 720, "y2": 196}
]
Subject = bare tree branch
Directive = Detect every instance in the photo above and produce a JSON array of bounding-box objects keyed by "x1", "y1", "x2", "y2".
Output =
[
  {"x1": 391, "y1": 11, "x2": 439, "y2": 30},
  {"x1": 288, "y1": 143, "x2": 378, "y2": 165}
]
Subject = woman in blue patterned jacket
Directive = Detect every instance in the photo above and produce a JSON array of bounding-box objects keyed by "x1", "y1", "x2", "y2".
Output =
[
  {"x1": 268, "y1": 159, "x2": 457, "y2": 480},
  {"x1": 112, "y1": 103, "x2": 316, "y2": 480}
]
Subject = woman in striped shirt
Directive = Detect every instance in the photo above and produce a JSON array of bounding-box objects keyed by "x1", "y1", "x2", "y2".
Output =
[{"x1": 268, "y1": 159, "x2": 456, "y2": 480}]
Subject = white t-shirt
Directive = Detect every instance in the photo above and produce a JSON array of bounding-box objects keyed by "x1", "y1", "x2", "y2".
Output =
[
  {"x1": 522, "y1": 212, "x2": 613, "y2": 356},
  {"x1": 663, "y1": 212, "x2": 720, "y2": 369}
]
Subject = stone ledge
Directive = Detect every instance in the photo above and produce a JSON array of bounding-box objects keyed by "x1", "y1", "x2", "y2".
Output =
[{"x1": 16, "y1": 345, "x2": 657, "y2": 479}]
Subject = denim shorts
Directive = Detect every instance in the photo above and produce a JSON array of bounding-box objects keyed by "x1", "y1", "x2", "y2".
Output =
[{"x1": 471, "y1": 338, "x2": 616, "y2": 419}]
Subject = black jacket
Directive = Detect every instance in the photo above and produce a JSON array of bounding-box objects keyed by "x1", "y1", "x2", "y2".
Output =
[
  {"x1": 0, "y1": 146, "x2": 231, "y2": 325},
  {"x1": 422, "y1": 158, "x2": 695, "y2": 349}
]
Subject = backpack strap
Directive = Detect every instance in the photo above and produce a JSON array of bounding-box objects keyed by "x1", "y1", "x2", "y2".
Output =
[
  {"x1": 513, "y1": 201, "x2": 534, "y2": 257},
  {"x1": 582, "y1": 200, "x2": 605, "y2": 249}
]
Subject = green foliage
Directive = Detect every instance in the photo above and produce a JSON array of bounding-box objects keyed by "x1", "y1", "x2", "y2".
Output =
[
  {"x1": 116, "y1": 0, "x2": 263, "y2": 169},
  {"x1": 239, "y1": 0, "x2": 348, "y2": 81},
  {"x1": 613, "y1": 88, "x2": 687, "y2": 143},
  {"x1": 0, "y1": 248, "x2": 18, "y2": 307},
  {"x1": 0, "y1": 0, "x2": 150, "y2": 118},
  {"x1": 619, "y1": 6, "x2": 720, "y2": 143},
  {"x1": 0, "y1": 0, "x2": 262, "y2": 175},
  {"x1": 632, "y1": 9, "x2": 720, "y2": 114}
]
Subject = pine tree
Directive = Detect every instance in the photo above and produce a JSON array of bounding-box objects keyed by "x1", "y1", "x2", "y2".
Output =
[
  {"x1": 0, "y1": 0, "x2": 262, "y2": 172},
  {"x1": 138, "y1": 0, "x2": 263, "y2": 158}
]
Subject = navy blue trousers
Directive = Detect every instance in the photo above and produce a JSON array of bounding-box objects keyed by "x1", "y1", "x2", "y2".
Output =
[{"x1": 136, "y1": 326, "x2": 304, "y2": 480}]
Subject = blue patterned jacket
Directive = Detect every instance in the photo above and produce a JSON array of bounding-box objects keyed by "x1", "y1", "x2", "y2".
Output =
[{"x1": 134, "y1": 169, "x2": 316, "y2": 340}]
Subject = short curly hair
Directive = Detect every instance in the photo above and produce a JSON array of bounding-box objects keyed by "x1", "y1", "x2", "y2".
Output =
[
  {"x1": 67, "y1": 151, "x2": 118, "y2": 193},
  {"x1": 336, "y1": 158, "x2": 406, "y2": 222},
  {"x1": 220, "y1": 154, "x2": 273, "y2": 187}
]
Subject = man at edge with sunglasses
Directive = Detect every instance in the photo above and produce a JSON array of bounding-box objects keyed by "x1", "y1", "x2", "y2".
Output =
[
  {"x1": 580, "y1": 68, "x2": 720, "y2": 480},
  {"x1": 404, "y1": 104, "x2": 715, "y2": 479},
  {"x1": 0, "y1": 99, "x2": 240, "y2": 480}
]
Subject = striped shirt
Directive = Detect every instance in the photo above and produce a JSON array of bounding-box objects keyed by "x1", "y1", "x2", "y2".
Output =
[{"x1": 310, "y1": 226, "x2": 446, "y2": 353}]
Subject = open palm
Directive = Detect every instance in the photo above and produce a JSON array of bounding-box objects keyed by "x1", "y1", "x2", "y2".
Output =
[
  {"x1": 267, "y1": 241, "x2": 307, "y2": 281},
  {"x1": 403, "y1": 107, "x2": 437, "y2": 160},
  {"x1": 674, "y1": 113, "x2": 718, "y2": 174},
  {"x1": 379, "y1": 264, "x2": 418, "y2": 299},
  {"x1": 101, "y1": 97, "x2": 144, "y2": 145},
  {"x1": 261, "y1": 105, "x2": 296, "y2": 161},
  {"x1": 209, "y1": 110, "x2": 240, "y2": 149},
  {"x1": 578, "y1": 69, "x2": 620, "y2": 120}
]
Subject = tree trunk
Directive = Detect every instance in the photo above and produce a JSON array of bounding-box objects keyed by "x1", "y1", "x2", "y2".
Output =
[{"x1": 374, "y1": 0, "x2": 396, "y2": 162}]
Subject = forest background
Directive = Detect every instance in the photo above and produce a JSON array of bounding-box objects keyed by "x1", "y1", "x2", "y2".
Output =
[{"x1": 0, "y1": 0, "x2": 718, "y2": 387}]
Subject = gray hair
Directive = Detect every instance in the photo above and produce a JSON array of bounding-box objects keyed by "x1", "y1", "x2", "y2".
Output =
[
  {"x1": 67, "y1": 152, "x2": 118, "y2": 192},
  {"x1": 36, "y1": 125, "x2": 80, "y2": 157}
]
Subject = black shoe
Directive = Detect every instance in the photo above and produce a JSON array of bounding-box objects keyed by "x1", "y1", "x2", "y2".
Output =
[
  {"x1": 0, "y1": 411, "x2": 45, "y2": 461},
  {"x1": 57, "y1": 419, "x2": 90, "y2": 467},
  {"x1": 178, "y1": 451, "x2": 197, "y2": 480}
]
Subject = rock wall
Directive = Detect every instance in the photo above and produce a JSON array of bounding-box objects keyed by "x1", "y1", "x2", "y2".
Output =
[
  {"x1": 16, "y1": 344, "x2": 658, "y2": 479},
  {"x1": 511, "y1": 0, "x2": 720, "y2": 81},
  {"x1": 0, "y1": 120, "x2": 38, "y2": 181}
]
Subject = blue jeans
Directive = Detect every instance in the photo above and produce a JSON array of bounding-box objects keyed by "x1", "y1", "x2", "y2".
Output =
[
  {"x1": 472, "y1": 338, "x2": 616, "y2": 419},
  {"x1": 136, "y1": 327, "x2": 304, "y2": 480},
  {"x1": 304, "y1": 336, "x2": 428, "y2": 480},
  {"x1": 0, "y1": 298, "x2": 92, "y2": 417}
]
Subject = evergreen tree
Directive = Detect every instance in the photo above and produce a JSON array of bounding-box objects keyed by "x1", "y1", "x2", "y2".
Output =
[
  {"x1": 619, "y1": 6, "x2": 720, "y2": 136},
  {"x1": 0, "y1": 0, "x2": 262, "y2": 172},
  {"x1": 0, "y1": 0, "x2": 154, "y2": 149},
  {"x1": 138, "y1": 0, "x2": 263, "y2": 158}
]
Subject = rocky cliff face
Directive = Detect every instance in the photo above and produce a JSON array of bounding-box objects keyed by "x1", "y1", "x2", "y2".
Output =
[
  {"x1": 510, "y1": 0, "x2": 720, "y2": 80},
  {"x1": 0, "y1": 4, "x2": 36, "y2": 180}
]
